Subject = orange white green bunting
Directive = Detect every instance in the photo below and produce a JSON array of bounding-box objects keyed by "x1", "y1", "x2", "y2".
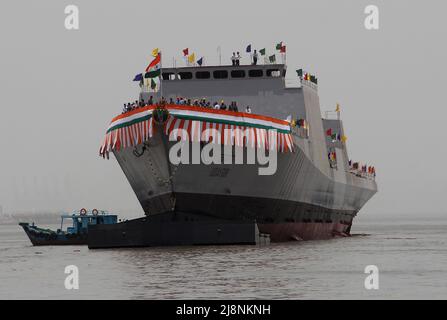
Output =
[{"x1": 99, "y1": 104, "x2": 294, "y2": 157}]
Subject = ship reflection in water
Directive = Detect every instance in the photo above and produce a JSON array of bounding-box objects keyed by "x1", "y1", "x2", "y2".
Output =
[{"x1": 1, "y1": 217, "x2": 447, "y2": 299}]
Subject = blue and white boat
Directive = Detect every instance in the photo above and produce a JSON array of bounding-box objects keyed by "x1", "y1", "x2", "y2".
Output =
[{"x1": 19, "y1": 209, "x2": 118, "y2": 246}]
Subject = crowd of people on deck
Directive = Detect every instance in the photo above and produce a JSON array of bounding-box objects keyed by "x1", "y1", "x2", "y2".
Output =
[
  {"x1": 122, "y1": 96, "x2": 155, "y2": 113},
  {"x1": 122, "y1": 96, "x2": 253, "y2": 114},
  {"x1": 328, "y1": 157, "x2": 376, "y2": 179},
  {"x1": 348, "y1": 160, "x2": 376, "y2": 179}
]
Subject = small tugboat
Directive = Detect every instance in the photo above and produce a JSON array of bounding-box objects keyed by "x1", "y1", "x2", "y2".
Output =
[{"x1": 19, "y1": 208, "x2": 118, "y2": 246}]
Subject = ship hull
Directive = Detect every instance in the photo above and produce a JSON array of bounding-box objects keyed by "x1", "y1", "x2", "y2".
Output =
[
  {"x1": 19, "y1": 223, "x2": 87, "y2": 246},
  {"x1": 163, "y1": 192, "x2": 354, "y2": 241},
  {"x1": 112, "y1": 125, "x2": 376, "y2": 242},
  {"x1": 258, "y1": 222, "x2": 350, "y2": 241},
  {"x1": 88, "y1": 212, "x2": 269, "y2": 249},
  {"x1": 87, "y1": 209, "x2": 349, "y2": 248}
]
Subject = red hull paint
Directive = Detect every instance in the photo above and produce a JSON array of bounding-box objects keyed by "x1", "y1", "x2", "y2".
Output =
[{"x1": 258, "y1": 222, "x2": 351, "y2": 242}]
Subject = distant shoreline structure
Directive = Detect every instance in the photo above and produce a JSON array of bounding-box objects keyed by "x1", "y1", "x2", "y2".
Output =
[
  {"x1": 0, "y1": 211, "x2": 61, "y2": 225},
  {"x1": 0, "y1": 209, "x2": 140, "y2": 225}
]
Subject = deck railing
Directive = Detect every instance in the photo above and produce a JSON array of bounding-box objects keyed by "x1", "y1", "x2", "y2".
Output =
[
  {"x1": 285, "y1": 78, "x2": 302, "y2": 88},
  {"x1": 347, "y1": 169, "x2": 376, "y2": 181},
  {"x1": 301, "y1": 79, "x2": 318, "y2": 91}
]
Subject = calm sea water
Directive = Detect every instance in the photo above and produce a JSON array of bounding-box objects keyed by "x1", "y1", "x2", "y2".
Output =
[{"x1": 0, "y1": 216, "x2": 446, "y2": 299}]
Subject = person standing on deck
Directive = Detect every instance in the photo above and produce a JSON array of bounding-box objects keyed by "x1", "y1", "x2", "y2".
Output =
[
  {"x1": 236, "y1": 52, "x2": 241, "y2": 66},
  {"x1": 252, "y1": 50, "x2": 258, "y2": 65},
  {"x1": 220, "y1": 101, "x2": 227, "y2": 110}
]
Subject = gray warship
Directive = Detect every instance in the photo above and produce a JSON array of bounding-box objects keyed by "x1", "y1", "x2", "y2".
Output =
[{"x1": 92, "y1": 58, "x2": 377, "y2": 248}]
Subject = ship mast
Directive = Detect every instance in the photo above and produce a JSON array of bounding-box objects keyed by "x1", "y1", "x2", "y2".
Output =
[{"x1": 159, "y1": 51, "x2": 163, "y2": 99}]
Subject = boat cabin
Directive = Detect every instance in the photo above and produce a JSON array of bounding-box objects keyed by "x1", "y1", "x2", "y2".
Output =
[{"x1": 60, "y1": 210, "x2": 117, "y2": 235}]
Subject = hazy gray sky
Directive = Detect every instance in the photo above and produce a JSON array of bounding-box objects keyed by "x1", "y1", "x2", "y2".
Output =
[{"x1": 0, "y1": 0, "x2": 446, "y2": 217}]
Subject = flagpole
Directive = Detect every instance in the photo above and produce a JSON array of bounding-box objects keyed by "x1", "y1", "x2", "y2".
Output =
[{"x1": 159, "y1": 51, "x2": 163, "y2": 100}]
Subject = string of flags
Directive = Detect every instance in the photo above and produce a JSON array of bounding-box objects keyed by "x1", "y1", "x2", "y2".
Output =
[
  {"x1": 133, "y1": 49, "x2": 162, "y2": 80},
  {"x1": 245, "y1": 42, "x2": 285, "y2": 64},
  {"x1": 131, "y1": 48, "x2": 162, "y2": 91},
  {"x1": 326, "y1": 128, "x2": 347, "y2": 143},
  {"x1": 349, "y1": 160, "x2": 376, "y2": 176},
  {"x1": 276, "y1": 41, "x2": 286, "y2": 53},
  {"x1": 132, "y1": 42, "x2": 289, "y2": 86},
  {"x1": 291, "y1": 118, "x2": 308, "y2": 129},
  {"x1": 296, "y1": 69, "x2": 318, "y2": 85},
  {"x1": 328, "y1": 151, "x2": 337, "y2": 161},
  {"x1": 182, "y1": 48, "x2": 204, "y2": 66},
  {"x1": 304, "y1": 73, "x2": 317, "y2": 84},
  {"x1": 134, "y1": 42, "x2": 288, "y2": 77}
]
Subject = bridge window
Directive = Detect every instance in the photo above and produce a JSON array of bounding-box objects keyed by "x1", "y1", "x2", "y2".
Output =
[
  {"x1": 231, "y1": 70, "x2": 246, "y2": 78},
  {"x1": 162, "y1": 72, "x2": 176, "y2": 80},
  {"x1": 213, "y1": 70, "x2": 228, "y2": 79},
  {"x1": 196, "y1": 71, "x2": 210, "y2": 79},
  {"x1": 249, "y1": 69, "x2": 263, "y2": 77},
  {"x1": 178, "y1": 72, "x2": 193, "y2": 80},
  {"x1": 267, "y1": 69, "x2": 281, "y2": 77}
]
